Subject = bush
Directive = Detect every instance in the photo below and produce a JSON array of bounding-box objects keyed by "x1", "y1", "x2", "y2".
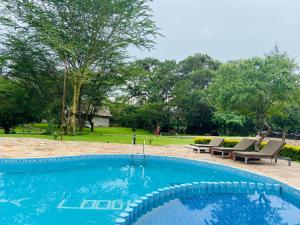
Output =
[
  {"x1": 193, "y1": 137, "x2": 300, "y2": 161},
  {"x1": 280, "y1": 145, "x2": 300, "y2": 161},
  {"x1": 194, "y1": 137, "x2": 239, "y2": 147},
  {"x1": 193, "y1": 137, "x2": 211, "y2": 144},
  {"x1": 43, "y1": 124, "x2": 56, "y2": 135}
]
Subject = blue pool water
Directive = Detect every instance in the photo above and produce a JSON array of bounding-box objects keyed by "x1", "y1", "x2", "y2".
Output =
[
  {"x1": 135, "y1": 194, "x2": 300, "y2": 225},
  {"x1": 0, "y1": 155, "x2": 299, "y2": 225}
]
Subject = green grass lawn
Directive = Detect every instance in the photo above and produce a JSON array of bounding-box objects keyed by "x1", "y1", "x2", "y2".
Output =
[
  {"x1": 0, "y1": 125, "x2": 193, "y2": 146},
  {"x1": 26, "y1": 124, "x2": 152, "y2": 135}
]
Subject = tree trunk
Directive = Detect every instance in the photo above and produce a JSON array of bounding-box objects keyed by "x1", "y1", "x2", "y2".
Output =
[
  {"x1": 60, "y1": 59, "x2": 67, "y2": 139},
  {"x1": 176, "y1": 116, "x2": 179, "y2": 134},
  {"x1": 64, "y1": 108, "x2": 70, "y2": 135},
  {"x1": 63, "y1": 126, "x2": 68, "y2": 135},
  {"x1": 68, "y1": 81, "x2": 81, "y2": 135},
  {"x1": 88, "y1": 113, "x2": 94, "y2": 132},
  {"x1": 255, "y1": 115, "x2": 272, "y2": 150},
  {"x1": 282, "y1": 132, "x2": 287, "y2": 143},
  {"x1": 78, "y1": 92, "x2": 85, "y2": 134},
  {"x1": 226, "y1": 127, "x2": 229, "y2": 136},
  {"x1": 3, "y1": 125, "x2": 11, "y2": 134},
  {"x1": 90, "y1": 120, "x2": 94, "y2": 132}
]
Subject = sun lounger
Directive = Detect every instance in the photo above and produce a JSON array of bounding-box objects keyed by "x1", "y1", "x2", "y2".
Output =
[
  {"x1": 186, "y1": 138, "x2": 224, "y2": 153},
  {"x1": 232, "y1": 140, "x2": 285, "y2": 164},
  {"x1": 211, "y1": 139, "x2": 256, "y2": 158}
]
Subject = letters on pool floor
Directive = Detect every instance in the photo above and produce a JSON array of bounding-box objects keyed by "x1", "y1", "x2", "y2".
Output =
[{"x1": 57, "y1": 199, "x2": 132, "y2": 211}]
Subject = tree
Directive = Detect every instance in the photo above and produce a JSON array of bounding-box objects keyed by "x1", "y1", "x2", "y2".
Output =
[
  {"x1": 123, "y1": 58, "x2": 161, "y2": 104},
  {"x1": 108, "y1": 102, "x2": 140, "y2": 128},
  {"x1": 119, "y1": 54, "x2": 221, "y2": 133},
  {"x1": 177, "y1": 53, "x2": 220, "y2": 76},
  {"x1": 270, "y1": 89, "x2": 300, "y2": 134},
  {"x1": 271, "y1": 105, "x2": 300, "y2": 134},
  {"x1": 173, "y1": 54, "x2": 221, "y2": 134},
  {"x1": 1, "y1": 0, "x2": 158, "y2": 135},
  {"x1": 0, "y1": 78, "x2": 41, "y2": 133},
  {"x1": 210, "y1": 49, "x2": 299, "y2": 144},
  {"x1": 0, "y1": 36, "x2": 63, "y2": 123},
  {"x1": 79, "y1": 64, "x2": 126, "y2": 132},
  {"x1": 212, "y1": 111, "x2": 251, "y2": 136},
  {"x1": 121, "y1": 59, "x2": 178, "y2": 131}
]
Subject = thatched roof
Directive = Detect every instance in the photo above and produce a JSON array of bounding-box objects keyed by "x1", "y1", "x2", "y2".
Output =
[
  {"x1": 64, "y1": 106, "x2": 112, "y2": 118},
  {"x1": 94, "y1": 107, "x2": 112, "y2": 118}
]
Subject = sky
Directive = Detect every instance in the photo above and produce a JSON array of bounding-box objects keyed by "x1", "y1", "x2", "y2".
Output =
[{"x1": 129, "y1": 0, "x2": 300, "y2": 63}]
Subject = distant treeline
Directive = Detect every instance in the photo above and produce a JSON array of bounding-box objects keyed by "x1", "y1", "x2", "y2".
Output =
[{"x1": 109, "y1": 51, "x2": 300, "y2": 136}]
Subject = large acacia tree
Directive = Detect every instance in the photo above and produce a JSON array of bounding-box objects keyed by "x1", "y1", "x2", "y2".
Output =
[
  {"x1": 210, "y1": 49, "x2": 299, "y2": 144},
  {"x1": 1, "y1": 0, "x2": 158, "y2": 134}
]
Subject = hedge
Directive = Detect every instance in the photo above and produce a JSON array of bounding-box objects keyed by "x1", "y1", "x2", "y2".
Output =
[{"x1": 193, "y1": 137, "x2": 300, "y2": 161}]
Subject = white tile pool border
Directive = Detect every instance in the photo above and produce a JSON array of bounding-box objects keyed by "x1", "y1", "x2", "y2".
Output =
[{"x1": 115, "y1": 181, "x2": 281, "y2": 225}]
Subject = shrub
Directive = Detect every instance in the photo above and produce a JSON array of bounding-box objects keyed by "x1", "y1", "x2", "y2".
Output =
[
  {"x1": 222, "y1": 139, "x2": 240, "y2": 147},
  {"x1": 193, "y1": 137, "x2": 300, "y2": 161},
  {"x1": 43, "y1": 124, "x2": 56, "y2": 135},
  {"x1": 193, "y1": 137, "x2": 239, "y2": 147},
  {"x1": 193, "y1": 137, "x2": 211, "y2": 144},
  {"x1": 280, "y1": 145, "x2": 300, "y2": 161}
]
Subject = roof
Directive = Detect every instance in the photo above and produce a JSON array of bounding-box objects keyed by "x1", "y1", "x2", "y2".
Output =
[
  {"x1": 94, "y1": 107, "x2": 112, "y2": 118},
  {"x1": 64, "y1": 106, "x2": 113, "y2": 117}
]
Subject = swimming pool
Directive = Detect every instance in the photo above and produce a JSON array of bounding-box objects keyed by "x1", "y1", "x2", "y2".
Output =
[{"x1": 0, "y1": 154, "x2": 299, "y2": 225}]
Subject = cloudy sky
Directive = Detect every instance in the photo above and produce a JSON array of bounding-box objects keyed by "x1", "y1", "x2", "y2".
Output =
[{"x1": 129, "y1": 0, "x2": 300, "y2": 62}]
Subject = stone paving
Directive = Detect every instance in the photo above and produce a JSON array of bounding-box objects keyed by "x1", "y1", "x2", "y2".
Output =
[{"x1": 0, "y1": 137, "x2": 299, "y2": 190}]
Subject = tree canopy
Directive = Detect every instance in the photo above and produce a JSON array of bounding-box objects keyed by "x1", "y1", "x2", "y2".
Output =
[
  {"x1": 0, "y1": 0, "x2": 299, "y2": 137},
  {"x1": 1, "y1": 0, "x2": 159, "y2": 134},
  {"x1": 0, "y1": 77, "x2": 42, "y2": 133},
  {"x1": 210, "y1": 49, "x2": 299, "y2": 140}
]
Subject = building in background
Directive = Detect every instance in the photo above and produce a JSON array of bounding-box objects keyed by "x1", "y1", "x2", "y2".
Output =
[{"x1": 91, "y1": 107, "x2": 112, "y2": 127}]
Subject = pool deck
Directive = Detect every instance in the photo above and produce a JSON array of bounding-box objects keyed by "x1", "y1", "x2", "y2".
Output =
[{"x1": 0, "y1": 137, "x2": 299, "y2": 190}]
